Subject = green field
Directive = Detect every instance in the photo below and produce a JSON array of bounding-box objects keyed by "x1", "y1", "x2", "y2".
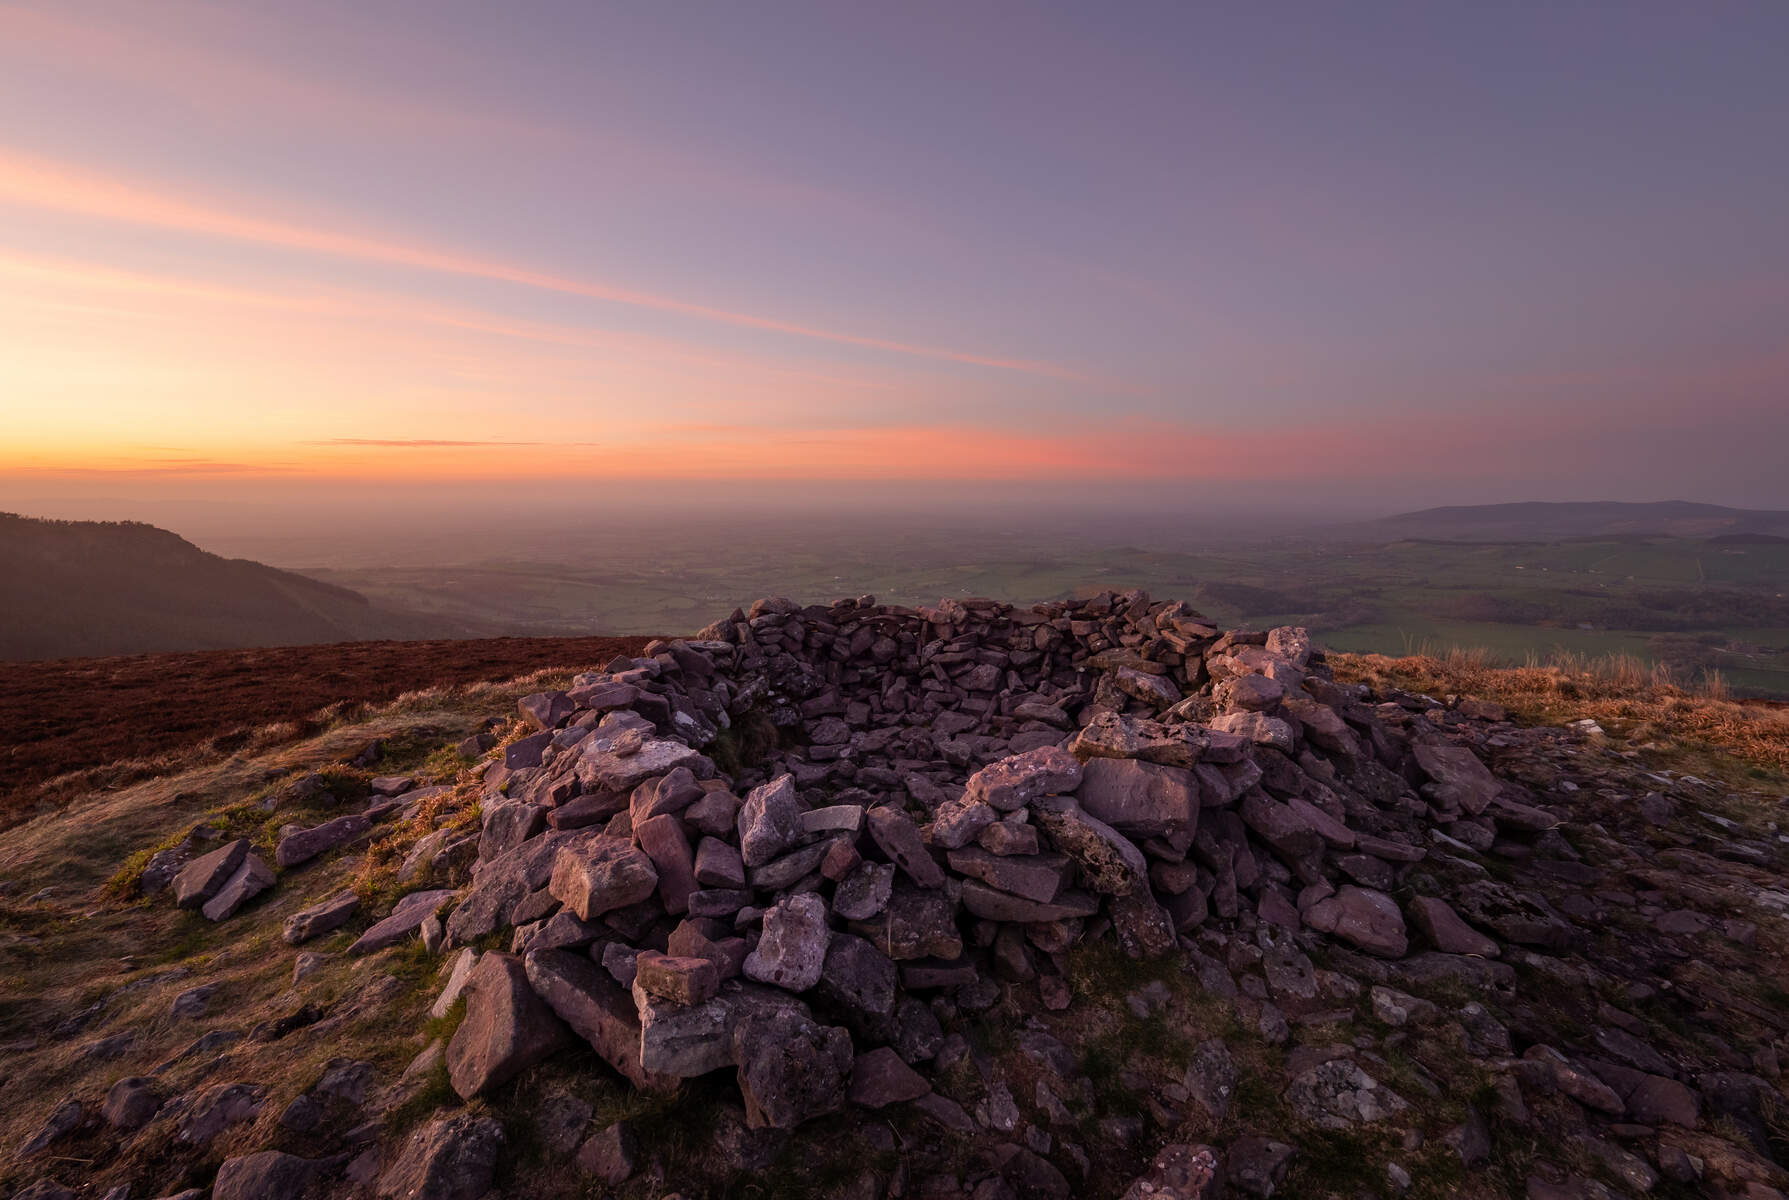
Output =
[{"x1": 303, "y1": 525, "x2": 1789, "y2": 698}]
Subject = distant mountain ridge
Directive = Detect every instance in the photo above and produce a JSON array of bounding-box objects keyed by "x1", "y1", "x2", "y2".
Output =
[
  {"x1": 1335, "y1": 501, "x2": 1789, "y2": 542},
  {"x1": 0, "y1": 513, "x2": 477, "y2": 660}
]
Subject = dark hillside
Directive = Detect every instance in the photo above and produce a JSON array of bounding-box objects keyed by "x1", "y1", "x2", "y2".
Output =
[
  {"x1": 0, "y1": 513, "x2": 475, "y2": 659},
  {"x1": 0, "y1": 633, "x2": 653, "y2": 818}
]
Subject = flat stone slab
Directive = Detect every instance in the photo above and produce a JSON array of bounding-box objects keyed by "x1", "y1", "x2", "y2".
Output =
[
  {"x1": 172, "y1": 839, "x2": 249, "y2": 908},
  {"x1": 201, "y1": 853, "x2": 274, "y2": 921},
  {"x1": 349, "y1": 889, "x2": 455, "y2": 954},
  {"x1": 283, "y1": 890, "x2": 359, "y2": 944},
  {"x1": 276, "y1": 813, "x2": 371, "y2": 868}
]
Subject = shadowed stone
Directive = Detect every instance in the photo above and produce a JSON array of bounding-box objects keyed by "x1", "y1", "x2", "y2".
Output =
[
  {"x1": 1030, "y1": 796, "x2": 1147, "y2": 895},
  {"x1": 523, "y1": 948, "x2": 674, "y2": 1091},
  {"x1": 171, "y1": 838, "x2": 248, "y2": 908},
  {"x1": 201, "y1": 852, "x2": 274, "y2": 921},
  {"x1": 964, "y1": 746, "x2": 1083, "y2": 811},
  {"x1": 276, "y1": 813, "x2": 371, "y2": 868},
  {"x1": 283, "y1": 890, "x2": 358, "y2": 945},
  {"x1": 733, "y1": 1006, "x2": 853, "y2": 1129},
  {"x1": 1303, "y1": 886, "x2": 1407, "y2": 958},
  {"x1": 376, "y1": 1114, "x2": 504, "y2": 1200},
  {"x1": 212, "y1": 1151, "x2": 329, "y2": 1200},
  {"x1": 447, "y1": 952, "x2": 573, "y2": 1099},
  {"x1": 350, "y1": 889, "x2": 455, "y2": 954},
  {"x1": 1408, "y1": 896, "x2": 1500, "y2": 957},
  {"x1": 737, "y1": 775, "x2": 802, "y2": 867},
  {"x1": 849, "y1": 1046, "x2": 930, "y2": 1106},
  {"x1": 1412, "y1": 744, "x2": 1500, "y2": 815}
]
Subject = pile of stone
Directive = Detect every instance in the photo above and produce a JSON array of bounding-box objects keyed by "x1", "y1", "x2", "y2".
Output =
[
  {"x1": 154, "y1": 778, "x2": 442, "y2": 924},
  {"x1": 424, "y1": 591, "x2": 1548, "y2": 1131}
]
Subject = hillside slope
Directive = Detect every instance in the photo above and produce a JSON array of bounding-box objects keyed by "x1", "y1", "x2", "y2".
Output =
[
  {"x1": 1, "y1": 595, "x2": 1786, "y2": 1199},
  {"x1": 0, "y1": 513, "x2": 478, "y2": 660},
  {"x1": 0, "y1": 633, "x2": 654, "y2": 819}
]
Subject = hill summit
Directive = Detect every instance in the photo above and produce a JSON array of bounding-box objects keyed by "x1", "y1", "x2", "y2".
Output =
[
  {"x1": 5, "y1": 589, "x2": 1787, "y2": 1198},
  {"x1": 0, "y1": 512, "x2": 466, "y2": 660}
]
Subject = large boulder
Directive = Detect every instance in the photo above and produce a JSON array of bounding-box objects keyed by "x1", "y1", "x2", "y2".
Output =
[
  {"x1": 212, "y1": 1151, "x2": 329, "y2": 1200},
  {"x1": 732, "y1": 1005, "x2": 853, "y2": 1129},
  {"x1": 964, "y1": 746, "x2": 1083, "y2": 811},
  {"x1": 1411, "y1": 745, "x2": 1499, "y2": 815},
  {"x1": 1029, "y1": 797, "x2": 1147, "y2": 896},
  {"x1": 523, "y1": 949, "x2": 675, "y2": 1091},
  {"x1": 377, "y1": 1114, "x2": 505, "y2": 1200},
  {"x1": 170, "y1": 838, "x2": 249, "y2": 908},
  {"x1": 447, "y1": 953, "x2": 573, "y2": 1099},
  {"x1": 737, "y1": 775, "x2": 802, "y2": 867},
  {"x1": 547, "y1": 838, "x2": 658, "y2": 921},
  {"x1": 1302, "y1": 886, "x2": 1408, "y2": 958},
  {"x1": 1075, "y1": 757, "x2": 1200, "y2": 837}
]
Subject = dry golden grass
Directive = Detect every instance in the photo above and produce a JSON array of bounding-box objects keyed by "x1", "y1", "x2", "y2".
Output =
[
  {"x1": 1331, "y1": 646, "x2": 1789, "y2": 776},
  {"x1": 0, "y1": 668, "x2": 591, "y2": 1190}
]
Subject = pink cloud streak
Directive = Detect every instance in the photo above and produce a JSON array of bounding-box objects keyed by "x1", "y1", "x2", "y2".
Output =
[{"x1": 0, "y1": 149, "x2": 1093, "y2": 382}]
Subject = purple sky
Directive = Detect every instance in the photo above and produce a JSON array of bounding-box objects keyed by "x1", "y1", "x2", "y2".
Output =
[{"x1": 2, "y1": 0, "x2": 1786, "y2": 528}]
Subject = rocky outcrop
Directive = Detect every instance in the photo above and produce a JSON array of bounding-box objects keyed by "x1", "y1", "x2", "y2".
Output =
[{"x1": 77, "y1": 587, "x2": 1789, "y2": 1200}]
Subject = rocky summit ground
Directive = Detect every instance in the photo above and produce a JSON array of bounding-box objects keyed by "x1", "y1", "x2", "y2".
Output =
[{"x1": 3, "y1": 591, "x2": 1789, "y2": 1200}]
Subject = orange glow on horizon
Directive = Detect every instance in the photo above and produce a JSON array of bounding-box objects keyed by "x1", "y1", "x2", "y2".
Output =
[{"x1": 2, "y1": 422, "x2": 1235, "y2": 482}]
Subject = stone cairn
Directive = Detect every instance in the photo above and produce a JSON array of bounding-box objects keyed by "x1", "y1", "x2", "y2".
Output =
[{"x1": 402, "y1": 590, "x2": 1527, "y2": 1132}]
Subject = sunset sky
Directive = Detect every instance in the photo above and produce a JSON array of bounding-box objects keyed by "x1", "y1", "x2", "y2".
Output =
[{"x1": 4, "y1": 1, "x2": 1788, "y2": 526}]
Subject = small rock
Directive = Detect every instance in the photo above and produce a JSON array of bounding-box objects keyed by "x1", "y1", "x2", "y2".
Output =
[
  {"x1": 103, "y1": 1078, "x2": 161, "y2": 1130},
  {"x1": 743, "y1": 894, "x2": 830, "y2": 992},
  {"x1": 576, "y1": 1121, "x2": 638, "y2": 1184},
  {"x1": 283, "y1": 890, "x2": 359, "y2": 944}
]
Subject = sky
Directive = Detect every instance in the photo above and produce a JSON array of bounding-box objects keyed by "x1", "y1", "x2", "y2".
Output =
[{"x1": 2, "y1": 0, "x2": 1788, "y2": 534}]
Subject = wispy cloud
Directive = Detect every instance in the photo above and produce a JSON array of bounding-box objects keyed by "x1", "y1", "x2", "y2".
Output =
[
  {"x1": 12, "y1": 457, "x2": 297, "y2": 476},
  {"x1": 0, "y1": 149, "x2": 1093, "y2": 382},
  {"x1": 309, "y1": 438, "x2": 565, "y2": 448},
  {"x1": 0, "y1": 251, "x2": 909, "y2": 396}
]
